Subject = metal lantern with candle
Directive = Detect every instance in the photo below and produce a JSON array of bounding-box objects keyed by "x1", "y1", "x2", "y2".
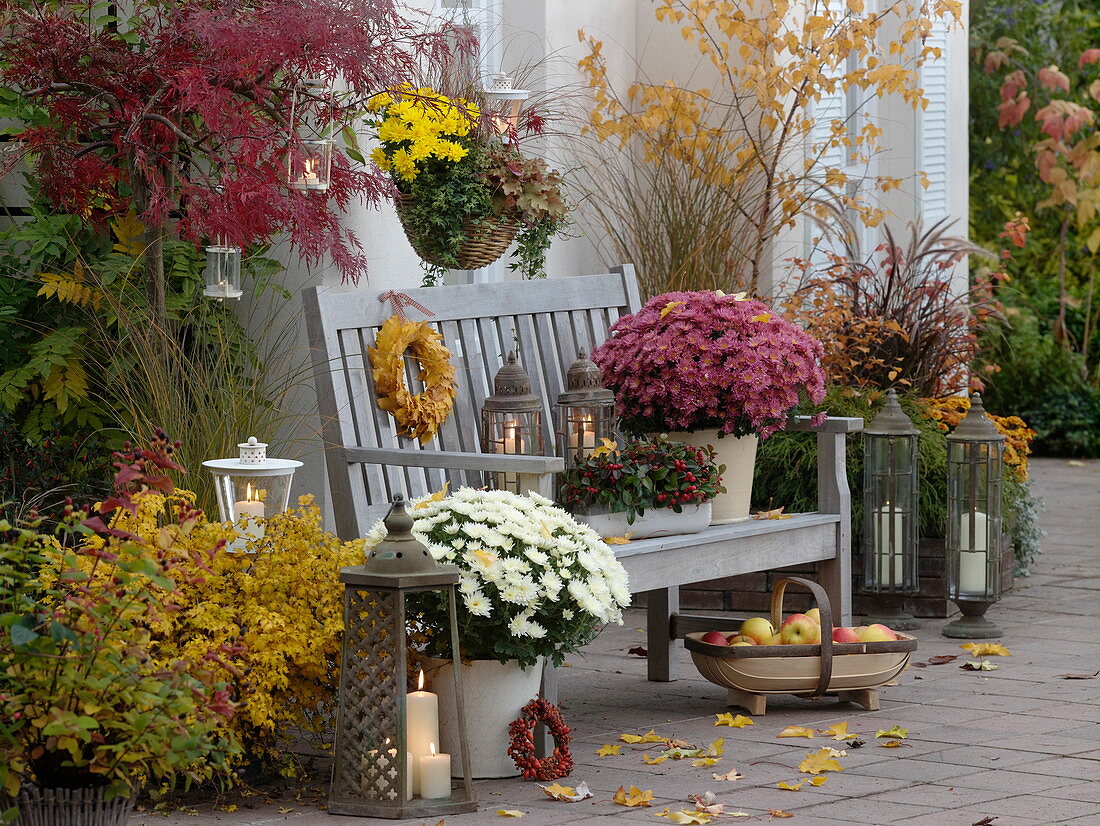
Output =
[
  {"x1": 555, "y1": 349, "x2": 616, "y2": 465},
  {"x1": 329, "y1": 496, "x2": 476, "y2": 819},
  {"x1": 944, "y1": 394, "x2": 1006, "y2": 639},
  {"x1": 202, "y1": 437, "x2": 302, "y2": 547},
  {"x1": 202, "y1": 240, "x2": 243, "y2": 300},
  {"x1": 480, "y1": 352, "x2": 546, "y2": 492},
  {"x1": 482, "y1": 73, "x2": 530, "y2": 142},
  {"x1": 861, "y1": 389, "x2": 921, "y2": 630},
  {"x1": 288, "y1": 78, "x2": 335, "y2": 192}
]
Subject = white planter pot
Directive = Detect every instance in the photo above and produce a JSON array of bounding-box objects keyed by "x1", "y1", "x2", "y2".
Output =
[
  {"x1": 577, "y1": 502, "x2": 712, "y2": 539},
  {"x1": 431, "y1": 657, "x2": 544, "y2": 778},
  {"x1": 660, "y1": 430, "x2": 758, "y2": 524}
]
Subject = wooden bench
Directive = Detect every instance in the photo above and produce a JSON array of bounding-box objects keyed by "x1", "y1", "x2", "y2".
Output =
[{"x1": 303, "y1": 266, "x2": 861, "y2": 690}]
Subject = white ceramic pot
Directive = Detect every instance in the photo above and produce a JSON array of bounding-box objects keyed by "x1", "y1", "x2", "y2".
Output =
[
  {"x1": 576, "y1": 502, "x2": 712, "y2": 539},
  {"x1": 431, "y1": 657, "x2": 544, "y2": 778},
  {"x1": 660, "y1": 430, "x2": 758, "y2": 524}
]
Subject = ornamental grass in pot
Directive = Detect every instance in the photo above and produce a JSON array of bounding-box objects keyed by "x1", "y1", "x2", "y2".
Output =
[
  {"x1": 0, "y1": 433, "x2": 237, "y2": 826},
  {"x1": 592, "y1": 290, "x2": 826, "y2": 524},
  {"x1": 559, "y1": 436, "x2": 723, "y2": 539},
  {"x1": 366, "y1": 87, "x2": 568, "y2": 284},
  {"x1": 365, "y1": 488, "x2": 630, "y2": 778}
]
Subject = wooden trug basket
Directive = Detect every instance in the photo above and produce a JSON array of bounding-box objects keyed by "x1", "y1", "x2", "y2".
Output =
[
  {"x1": 684, "y1": 576, "x2": 917, "y2": 714},
  {"x1": 395, "y1": 194, "x2": 519, "y2": 271}
]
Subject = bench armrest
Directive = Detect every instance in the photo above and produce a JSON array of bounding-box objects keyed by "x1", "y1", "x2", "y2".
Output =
[
  {"x1": 342, "y1": 446, "x2": 565, "y2": 475},
  {"x1": 787, "y1": 415, "x2": 864, "y2": 433}
]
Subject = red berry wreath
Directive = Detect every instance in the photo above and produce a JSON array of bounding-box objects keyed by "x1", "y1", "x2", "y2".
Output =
[{"x1": 507, "y1": 697, "x2": 573, "y2": 781}]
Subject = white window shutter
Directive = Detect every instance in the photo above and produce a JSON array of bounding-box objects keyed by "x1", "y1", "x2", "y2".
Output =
[{"x1": 918, "y1": 18, "x2": 950, "y2": 225}]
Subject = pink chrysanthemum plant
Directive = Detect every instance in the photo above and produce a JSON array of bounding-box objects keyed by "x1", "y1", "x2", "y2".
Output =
[{"x1": 592, "y1": 291, "x2": 827, "y2": 439}]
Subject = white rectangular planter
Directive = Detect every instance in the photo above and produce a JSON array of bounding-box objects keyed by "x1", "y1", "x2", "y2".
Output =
[{"x1": 576, "y1": 502, "x2": 712, "y2": 540}]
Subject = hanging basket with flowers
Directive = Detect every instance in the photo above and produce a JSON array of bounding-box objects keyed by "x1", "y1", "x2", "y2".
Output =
[{"x1": 366, "y1": 86, "x2": 568, "y2": 283}]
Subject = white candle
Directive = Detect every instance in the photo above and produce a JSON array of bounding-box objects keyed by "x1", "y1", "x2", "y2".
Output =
[
  {"x1": 958, "y1": 509, "x2": 989, "y2": 594},
  {"x1": 418, "y1": 742, "x2": 451, "y2": 799},
  {"x1": 234, "y1": 482, "x2": 266, "y2": 519},
  {"x1": 570, "y1": 414, "x2": 596, "y2": 456},
  {"x1": 875, "y1": 504, "x2": 904, "y2": 587},
  {"x1": 406, "y1": 670, "x2": 439, "y2": 794}
]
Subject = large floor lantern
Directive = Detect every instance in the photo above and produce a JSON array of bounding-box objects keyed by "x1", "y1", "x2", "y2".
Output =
[
  {"x1": 944, "y1": 394, "x2": 1006, "y2": 639},
  {"x1": 329, "y1": 496, "x2": 476, "y2": 819},
  {"x1": 555, "y1": 348, "x2": 616, "y2": 465},
  {"x1": 480, "y1": 352, "x2": 545, "y2": 492},
  {"x1": 862, "y1": 389, "x2": 921, "y2": 629}
]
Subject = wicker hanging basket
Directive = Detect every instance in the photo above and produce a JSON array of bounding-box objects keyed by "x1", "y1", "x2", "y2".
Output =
[{"x1": 394, "y1": 194, "x2": 519, "y2": 271}]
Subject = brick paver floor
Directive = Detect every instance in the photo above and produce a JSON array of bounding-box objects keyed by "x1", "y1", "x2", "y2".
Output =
[{"x1": 134, "y1": 457, "x2": 1100, "y2": 826}]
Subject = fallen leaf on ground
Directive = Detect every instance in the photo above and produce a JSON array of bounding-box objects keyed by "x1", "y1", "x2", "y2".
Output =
[
  {"x1": 820, "y1": 747, "x2": 847, "y2": 758},
  {"x1": 620, "y1": 729, "x2": 666, "y2": 744},
  {"x1": 799, "y1": 748, "x2": 845, "y2": 774},
  {"x1": 538, "y1": 781, "x2": 592, "y2": 802},
  {"x1": 768, "y1": 810, "x2": 794, "y2": 819},
  {"x1": 961, "y1": 660, "x2": 998, "y2": 671},
  {"x1": 691, "y1": 756, "x2": 720, "y2": 767},
  {"x1": 823, "y1": 722, "x2": 850, "y2": 740},
  {"x1": 927, "y1": 654, "x2": 959, "y2": 665},
  {"x1": 777, "y1": 725, "x2": 815, "y2": 739},
  {"x1": 1057, "y1": 671, "x2": 1099, "y2": 679},
  {"x1": 880, "y1": 740, "x2": 909, "y2": 748},
  {"x1": 875, "y1": 726, "x2": 909, "y2": 740},
  {"x1": 1067, "y1": 460, "x2": 1084, "y2": 467},
  {"x1": 654, "y1": 809, "x2": 713, "y2": 824},
  {"x1": 664, "y1": 746, "x2": 703, "y2": 760},
  {"x1": 496, "y1": 810, "x2": 524, "y2": 818},
  {"x1": 597, "y1": 744, "x2": 622, "y2": 757},
  {"x1": 910, "y1": 661, "x2": 928, "y2": 668},
  {"x1": 278, "y1": 808, "x2": 295, "y2": 814},
  {"x1": 712, "y1": 769, "x2": 743, "y2": 781},
  {"x1": 612, "y1": 785, "x2": 654, "y2": 808},
  {"x1": 691, "y1": 792, "x2": 724, "y2": 814},
  {"x1": 810, "y1": 775, "x2": 827, "y2": 786},
  {"x1": 643, "y1": 754, "x2": 667, "y2": 764},
  {"x1": 846, "y1": 739, "x2": 866, "y2": 748},
  {"x1": 753, "y1": 507, "x2": 792, "y2": 519},
  {"x1": 628, "y1": 646, "x2": 648, "y2": 657},
  {"x1": 961, "y1": 643, "x2": 1010, "y2": 657},
  {"x1": 777, "y1": 779, "x2": 805, "y2": 791},
  {"x1": 605, "y1": 535, "x2": 633, "y2": 545},
  {"x1": 715, "y1": 713, "x2": 754, "y2": 728},
  {"x1": 971, "y1": 818, "x2": 998, "y2": 826}
]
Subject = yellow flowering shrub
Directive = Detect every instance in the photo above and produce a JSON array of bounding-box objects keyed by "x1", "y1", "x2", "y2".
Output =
[
  {"x1": 367, "y1": 87, "x2": 477, "y2": 183},
  {"x1": 922, "y1": 396, "x2": 1036, "y2": 481},
  {"x1": 73, "y1": 490, "x2": 364, "y2": 771}
]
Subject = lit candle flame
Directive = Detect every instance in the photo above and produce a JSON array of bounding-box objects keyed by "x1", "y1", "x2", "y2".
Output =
[
  {"x1": 246, "y1": 482, "x2": 253, "y2": 501},
  {"x1": 417, "y1": 669, "x2": 425, "y2": 691},
  {"x1": 429, "y1": 742, "x2": 436, "y2": 757}
]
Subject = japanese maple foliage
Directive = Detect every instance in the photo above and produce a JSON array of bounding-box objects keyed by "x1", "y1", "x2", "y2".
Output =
[{"x1": 0, "y1": 0, "x2": 464, "y2": 288}]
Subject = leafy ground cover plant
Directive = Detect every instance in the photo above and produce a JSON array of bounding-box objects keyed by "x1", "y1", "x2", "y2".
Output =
[
  {"x1": 559, "y1": 437, "x2": 723, "y2": 524},
  {"x1": 592, "y1": 290, "x2": 826, "y2": 439}
]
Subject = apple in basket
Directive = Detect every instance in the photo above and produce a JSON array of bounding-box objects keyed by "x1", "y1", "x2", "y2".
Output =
[
  {"x1": 779, "y1": 614, "x2": 822, "y2": 645},
  {"x1": 805, "y1": 608, "x2": 821, "y2": 625},
  {"x1": 701, "y1": 631, "x2": 730, "y2": 646},
  {"x1": 832, "y1": 626, "x2": 863, "y2": 644},
  {"x1": 738, "y1": 617, "x2": 775, "y2": 644},
  {"x1": 859, "y1": 624, "x2": 898, "y2": 642},
  {"x1": 726, "y1": 634, "x2": 756, "y2": 645},
  {"x1": 762, "y1": 634, "x2": 784, "y2": 645}
]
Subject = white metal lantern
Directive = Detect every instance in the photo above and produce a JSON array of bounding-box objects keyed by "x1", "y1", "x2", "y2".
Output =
[
  {"x1": 202, "y1": 436, "x2": 302, "y2": 547},
  {"x1": 203, "y1": 241, "x2": 243, "y2": 300},
  {"x1": 482, "y1": 74, "x2": 530, "y2": 141},
  {"x1": 288, "y1": 78, "x2": 335, "y2": 192}
]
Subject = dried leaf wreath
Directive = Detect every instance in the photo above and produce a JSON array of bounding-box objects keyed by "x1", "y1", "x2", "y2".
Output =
[{"x1": 368, "y1": 316, "x2": 457, "y2": 445}]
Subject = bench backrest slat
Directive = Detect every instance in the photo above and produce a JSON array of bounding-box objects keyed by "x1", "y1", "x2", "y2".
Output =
[{"x1": 304, "y1": 265, "x2": 640, "y2": 538}]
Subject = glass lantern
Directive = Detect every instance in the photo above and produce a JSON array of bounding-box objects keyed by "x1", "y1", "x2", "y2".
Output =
[
  {"x1": 555, "y1": 349, "x2": 616, "y2": 465},
  {"x1": 201, "y1": 436, "x2": 302, "y2": 549},
  {"x1": 480, "y1": 352, "x2": 545, "y2": 493},
  {"x1": 329, "y1": 496, "x2": 477, "y2": 819},
  {"x1": 482, "y1": 74, "x2": 530, "y2": 142},
  {"x1": 288, "y1": 78, "x2": 335, "y2": 192},
  {"x1": 202, "y1": 241, "x2": 243, "y2": 300},
  {"x1": 944, "y1": 393, "x2": 1006, "y2": 639},
  {"x1": 861, "y1": 389, "x2": 921, "y2": 629}
]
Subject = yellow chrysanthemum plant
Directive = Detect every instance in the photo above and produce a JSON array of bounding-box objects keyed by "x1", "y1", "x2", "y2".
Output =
[{"x1": 365, "y1": 85, "x2": 569, "y2": 284}]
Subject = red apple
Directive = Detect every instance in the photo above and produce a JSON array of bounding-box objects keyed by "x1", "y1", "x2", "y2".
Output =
[
  {"x1": 832, "y1": 626, "x2": 862, "y2": 644},
  {"x1": 780, "y1": 613, "x2": 822, "y2": 645},
  {"x1": 739, "y1": 617, "x2": 775, "y2": 644},
  {"x1": 859, "y1": 624, "x2": 898, "y2": 642},
  {"x1": 701, "y1": 630, "x2": 730, "y2": 646}
]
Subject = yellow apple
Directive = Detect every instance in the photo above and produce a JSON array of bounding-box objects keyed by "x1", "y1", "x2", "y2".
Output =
[
  {"x1": 805, "y1": 608, "x2": 821, "y2": 625},
  {"x1": 859, "y1": 624, "x2": 898, "y2": 642},
  {"x1": 762, "y1": 633, "x2": 784, "y2": 645},
  {"x1": 726, "y1": 634, "x2": 756, "y2": 645},
  {"x1": 730, "y1": 641, "x2": 753, "y2": 647},
  {"x1": 739, "y1": 617, "x2": 775, "y2": 644},
  {"x1": 780, "y1": 613, "x2": 822, "y2": 645}
]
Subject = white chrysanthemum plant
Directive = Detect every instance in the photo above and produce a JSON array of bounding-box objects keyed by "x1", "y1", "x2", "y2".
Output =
[{"x1": 364, "y1": 488, "x2": 631, "y2": 667}]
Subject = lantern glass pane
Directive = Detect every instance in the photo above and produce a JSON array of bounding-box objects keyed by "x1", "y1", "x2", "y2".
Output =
[
  {"x1": 203, "y1": 246, "x2": 242, "y2": 299},
  {"x1": 481, "y1": 409, "x2": 544, "y2": 492},
  {"x1": 862, "y1": 433, "x2": 919, "y2": 593},
  {"x1": 946, "y1": 439, "x2": 1004, "y2": 601},
  {"x1": 288, "y1": 139, "x2": 334, "y2": 191},
  {"x1": 555, "y1": 401, "x2": 616, "y2": 463},
  {"x1": 210, "y1": 471, "x2": 295, "y2": 522}
]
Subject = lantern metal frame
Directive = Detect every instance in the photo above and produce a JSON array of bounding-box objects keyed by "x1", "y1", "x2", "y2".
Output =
[
  {"x1": 861, "y1": 389, "x2": 921, "y2": 629},
  {"x1": 943, "y1": 393, "x2": 1006, "y2": 639},
  {"x1": 330, "y1": 496, "x2": 477, "y2": 819},
  {"x1": 482, "y1": 73, "x2": 530, "y2": 142},
  {"x1": 202, "y1": 238, "x2": 243, "y2": 300},
  {"x1": 201, "y1": 436, "x2": 302, "y2": 550},
  {"x1": 288, "y1": 78, "x2": 336, "y2": 192},
  {"x1": 480, "y1": 352, "x2": 546, "y2": 493},
  {"x1": 554, "y1": 348, "x2": 617, "y2": 465}
]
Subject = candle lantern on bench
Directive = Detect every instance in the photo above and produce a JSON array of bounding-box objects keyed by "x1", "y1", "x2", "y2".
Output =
[
  {"x1": 862, "y1": 389, "x2": 921, "y2": 630},
  {"x1": 481, "y1": 352, "x2": 545, "y2": 492},
  {"x1": 330, "y1": 495, "x2": 477, "y2": 819},
  {"x1": 943, "y1": 394, "x2": 1005, "y2": 639},
  {"x1": 555, "y1": 348, "x2": 616, "y2": 464}
]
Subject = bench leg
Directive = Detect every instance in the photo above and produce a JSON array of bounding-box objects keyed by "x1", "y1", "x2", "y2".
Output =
[
  {"x1": 645, "y1": 586, "x2": 678, "y2": 682},
  {"x1": 534, "y1": 659, "x2": 558, "y2": 757}
]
